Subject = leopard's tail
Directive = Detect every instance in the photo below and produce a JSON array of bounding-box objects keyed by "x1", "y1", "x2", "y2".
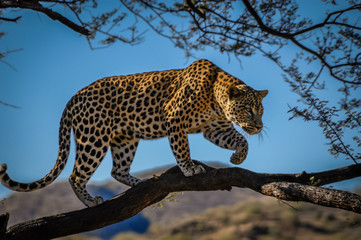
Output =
[{"x1": 0, "y1": 102, "x2": 73, "y2": 192}]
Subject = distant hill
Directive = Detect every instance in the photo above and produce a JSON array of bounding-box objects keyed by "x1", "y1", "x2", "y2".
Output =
[{"x1": 111, "y1": 197, "x2": 361, "y2": 240}]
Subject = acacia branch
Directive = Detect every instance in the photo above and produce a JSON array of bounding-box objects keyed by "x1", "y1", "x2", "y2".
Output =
[
  {"x1": 293, "y1": 4, "x2": 361, "y2": 35},
  {"x1": 3, "y1": 162, "x2": 361, "y2": 240},
  {"x1": 185, "y1": 0, "x2": 205, "y2": 19},
  {"x1": 240, "y1": 0, "x2": 292, "y2": 39},
  {"x1": 119, "y1": 0, "x2": 179, "y2": 46},
  {"x1": 240, "y1": 0, "x2": 360, "y2": 85},
  {"x1": 0, "y1": 0, "x2": 90, "y2": 36}
]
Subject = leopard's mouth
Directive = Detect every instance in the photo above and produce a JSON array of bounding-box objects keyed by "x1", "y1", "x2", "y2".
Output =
[
  {"x1": 241, "y1": 126, "x2": 260, "y2": 135},
  {"x1": 230, "y1": 117, "x2": 261, "y2": 135},
  {"x1": 235, "y1": 121, "x2": 260, "y2": 135}
]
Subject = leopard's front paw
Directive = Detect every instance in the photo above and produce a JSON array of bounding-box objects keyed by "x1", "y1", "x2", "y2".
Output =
[
  {"x1": 230, "y1": 144, "x2": 248, "y2": 165},
  {"x1": 230, "y1": 151, "x2": 246, "y2": 165},
  {"x1": 180, "y1": 164, "x2": 206, "y2": 177}
]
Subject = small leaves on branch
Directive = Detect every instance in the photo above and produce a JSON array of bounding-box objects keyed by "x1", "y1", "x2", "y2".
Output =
[{"x1": 309, "y1": 176, "x2": 321, "y2": 186}]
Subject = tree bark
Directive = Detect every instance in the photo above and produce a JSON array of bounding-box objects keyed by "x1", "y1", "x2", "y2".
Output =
[
  {"x1": 3, "y1": 162, "x2": 361, "y2": 240},
  {"x1": 0, "y1": 213, "x2": 9, "y2": 240}
]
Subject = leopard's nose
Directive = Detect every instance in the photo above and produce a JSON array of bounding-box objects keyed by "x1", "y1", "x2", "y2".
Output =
[
  {"x1": 255, "y1": 122, "x2": 263, "y2": 132},
  {"x1": 255, "y1": 120, "x2": 263, "y2": 129}
]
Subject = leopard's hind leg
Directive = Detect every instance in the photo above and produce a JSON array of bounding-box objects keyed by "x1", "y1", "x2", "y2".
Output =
[
  {"x1": 69, "y1": 140, "x2": 108, "y2": 207},
  {"x1": 110, "y1": 136, "x2": 142, "y2": 186}
]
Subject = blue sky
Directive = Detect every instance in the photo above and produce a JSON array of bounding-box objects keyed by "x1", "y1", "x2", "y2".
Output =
[{"x1": 0, "y1": 3, "x2": 359, "y2": 198}]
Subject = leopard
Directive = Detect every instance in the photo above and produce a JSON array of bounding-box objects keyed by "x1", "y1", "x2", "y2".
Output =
[{"x1": 0, "y1": 59, "x2": 268, "y2": 207}]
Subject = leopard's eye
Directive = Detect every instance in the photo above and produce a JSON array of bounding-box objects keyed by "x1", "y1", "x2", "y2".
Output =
[{"x1": 244, "y1": 105, "x2": 253, "y2": 116}]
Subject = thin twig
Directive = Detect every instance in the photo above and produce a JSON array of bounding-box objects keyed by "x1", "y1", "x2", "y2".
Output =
[
  {"x1": 0, "y1": 16, "x2": 22, "y2": 22},
  {"x1": 0, "y1": 100, "x2": 20, "y2": 109}
]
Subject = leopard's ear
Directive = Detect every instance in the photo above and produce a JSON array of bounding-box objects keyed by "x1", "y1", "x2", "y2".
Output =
[
  {"x1": 259, "y1": 90, "x2": 268, "y2": 98},
  {"x1": 229, "y1": 86, "x2": 243, "y2": 100}
]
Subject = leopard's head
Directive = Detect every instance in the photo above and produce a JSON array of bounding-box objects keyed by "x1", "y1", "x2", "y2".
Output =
[{"x1": 224, "y1": 85, "x2": 268, "y2": 135}]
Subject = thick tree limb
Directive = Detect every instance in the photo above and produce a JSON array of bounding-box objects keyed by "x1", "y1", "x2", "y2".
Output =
[
  {"x1": 3, "y1": 162, "x2": 361, "y2": 240},
  {"x1": 261, "y1": 182, "x2": 361, "y2": 213}
]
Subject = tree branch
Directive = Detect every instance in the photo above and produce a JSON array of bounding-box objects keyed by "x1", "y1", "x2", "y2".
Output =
[
  {"x1": 0, "y1": 16, "x2": 21, "y2": 22},
  {"x1": 293, "y1": 4, "x2": 361, "y2": 35},
  {"x1": 185, "y1": 0, "x2": 206, "y2": 19},
  {"x1": 240, "y1": 0, "x2": 292, "y2": 39},
  {"x1": 0, "y1": 0, "x2": 90, "y2": 36},
  {"x1": 261, "y1": 182, "x2": 361, "y2": 213},
  {"x1": 0, "y1": 100, "x2": 20, "y2": 109},
  {"x1": 240, "y1": 0, "x2": 361, "y2": 85},
  {"x1": 3, "y1": 162, "x2": 361, "y2": 240}
]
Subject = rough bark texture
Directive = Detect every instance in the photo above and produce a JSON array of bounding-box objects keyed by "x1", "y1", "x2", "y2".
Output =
[
  {"x1": 2, "y1": 162, "x2": 361, "y2": 240},
  {"x1": 0, "y1": 213, "x2": 9, "y2": 240},
  {"x1": 261, "y1": 182, "x2": 361, "y2": 213}
]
